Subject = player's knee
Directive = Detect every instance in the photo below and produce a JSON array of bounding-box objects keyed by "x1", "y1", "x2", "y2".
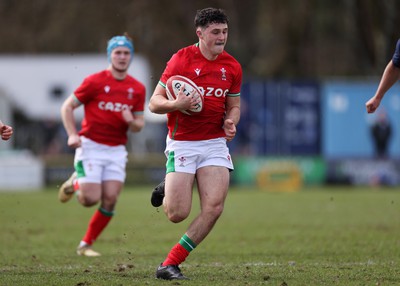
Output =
[
  {"x1": 205, "y1": 204, "x2": 224, "y2": 219},
  {"x1": 168, "y1": 215, "x2": 185, "y2": 223},
  {"x1": 79, "y1": 195, "x2": 99, "y2": 207},
  {"x1": 167, "y1": 209, "x2": 189, "y2": 223}
]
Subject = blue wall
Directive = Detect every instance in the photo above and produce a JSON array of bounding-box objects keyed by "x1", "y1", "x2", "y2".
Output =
[
  {"x1": 235, "y1": 79, "x2": 400, "y2": 159},
  {"x1": 321, "y1": 81, "x2": 400, "y2": 158},
  {"x1": 236, "y1": 80, "x2": 320, "y2": 156}
]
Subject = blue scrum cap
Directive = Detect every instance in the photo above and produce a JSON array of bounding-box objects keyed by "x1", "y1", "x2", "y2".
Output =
[{"x1": 107, "y1": 35, "x2": 134, "y2": 62}]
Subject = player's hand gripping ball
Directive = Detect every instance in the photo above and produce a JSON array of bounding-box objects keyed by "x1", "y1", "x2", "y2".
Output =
[{"x1": 166, "y1": 75, "x2": 203, "y2": 115}]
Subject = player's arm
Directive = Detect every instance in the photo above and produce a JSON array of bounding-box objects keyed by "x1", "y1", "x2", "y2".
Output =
[
  {"x1": 122, "y1": 108, "x2": 145, "y2": 133},
  {"x1": 129, "y1": 114, "x2": 145, "y2": 132},
  {"x1": 61, "y1": 94, "x2": 82, "y2": 148},
  {"x1": 223, "y1": 96, "x2": 240, "y2": 141},
  {"x1": 148, "y1": 83, "x2": 196, "y2": 114},
  {"x1": 148, "y1": 84, "x2": 174, "y2": 114},
  {"x1": 366, "y1": 61, "x2": 400, "y2": 113},
  {"x1": 366, "y1": 40, "x2": 400, "y2": 113}
]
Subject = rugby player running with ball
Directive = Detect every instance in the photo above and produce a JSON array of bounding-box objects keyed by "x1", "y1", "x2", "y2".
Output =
[{"x1": 149, "y1": 7, "x2": 242, "y2": 280}]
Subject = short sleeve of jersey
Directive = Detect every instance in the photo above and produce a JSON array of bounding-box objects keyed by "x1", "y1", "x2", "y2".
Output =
[
  {"x1": 160, "y1": 52, "x2": 183, "y2": 85},
  {"x1": 392, "y1": 39, "x2": 400, "y2": 68},
  {"x1": 228, "y1": 62, "x2": 242, "y2": 96},
  {"x1": 132, "y1": 80, "x2": 146, "y2": 113},
  {"x1": 74, "y1": 75, "x2": 96, "y2": 104}
]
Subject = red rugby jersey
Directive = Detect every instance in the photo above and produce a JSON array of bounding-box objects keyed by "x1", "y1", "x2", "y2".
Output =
[
  {"x1": 160, "y1": 43, "x2": 242, "y2": 141},
  {"x1": 74, "y1": 70, "x2": 145, "y2": 146}
]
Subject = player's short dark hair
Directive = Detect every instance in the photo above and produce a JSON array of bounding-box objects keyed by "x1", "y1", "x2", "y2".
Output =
[
  {"x1": 123, "y1": 32, "x2": 133, "y2": 42},
  {"x1": 194, "y1": 7, "x2": 229, "y2": 28}
]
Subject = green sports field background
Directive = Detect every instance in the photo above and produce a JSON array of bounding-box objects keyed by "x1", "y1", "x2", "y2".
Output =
[{"x1": 1, "y1": 186, "x2": 399, "y2": 285}]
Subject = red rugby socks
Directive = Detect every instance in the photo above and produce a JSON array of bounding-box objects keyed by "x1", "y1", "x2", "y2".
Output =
[
  {"x1": 82, "y1": 208, "x2": 113, "y2": 245},
  {"x1": 162, "y1": 234, "x2": 197, "y2": 266}
]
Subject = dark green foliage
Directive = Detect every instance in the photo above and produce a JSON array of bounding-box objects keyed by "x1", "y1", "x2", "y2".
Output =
[{"x1": 1, "y1": 1, "x2": 400, "y2": 77}]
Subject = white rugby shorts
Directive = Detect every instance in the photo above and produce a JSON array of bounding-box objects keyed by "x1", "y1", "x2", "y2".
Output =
[
  {"x1": 74, "y1": 136, "x2": 128, "y2": 183},
  {"x1": 164, "y1": 137, "x2": 234, "y2": 174}
]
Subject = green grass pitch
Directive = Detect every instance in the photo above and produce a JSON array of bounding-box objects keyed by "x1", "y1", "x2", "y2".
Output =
[{"x1": 0, "y1": 185, "x2": 399, "y2": 285}]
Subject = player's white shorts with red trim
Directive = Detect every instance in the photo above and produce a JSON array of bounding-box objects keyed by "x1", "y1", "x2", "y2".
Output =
[
  {"x1": 74, "y1": 136, "x2": 128, "y2": 183},
  {"x1": 164, "y1": 137, "x2": 233, "y2": 174}
]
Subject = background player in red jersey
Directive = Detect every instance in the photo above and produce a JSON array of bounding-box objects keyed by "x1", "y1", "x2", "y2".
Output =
[
  {"x1": 59, "y1": 34, "x2": 145, "y2": 257},
  {"x1": 0, "y1": 120, "x2": 13, "y2": 141},
  {"x1": 148, "y1": 7, "x2": 242, "y2": 280}
]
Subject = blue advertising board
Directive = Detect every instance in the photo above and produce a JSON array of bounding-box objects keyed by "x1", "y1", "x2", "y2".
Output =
[
  {"x1": 321, "y1": 81, "x2": 400, "y2": 158},
  {"x1": 236, "y1": 80, "x2": 320, "y2": 156}
]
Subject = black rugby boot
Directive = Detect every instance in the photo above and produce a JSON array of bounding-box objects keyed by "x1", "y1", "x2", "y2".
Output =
[
  {"x1": 150, "y1": 179, "x2": 165, "y2": 207},
  {"x1": 155, "y1": 264, "x2": 188, "y2": 280}
]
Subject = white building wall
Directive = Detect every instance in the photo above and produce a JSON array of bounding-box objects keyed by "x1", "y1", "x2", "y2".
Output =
[{"x1": 0, "y1": 54, "x2": 165, "y2": 123}]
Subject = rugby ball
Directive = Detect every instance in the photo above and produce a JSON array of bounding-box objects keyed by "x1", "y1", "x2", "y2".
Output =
[{"x1": 166, "y1": 75, "x2": 203, "y2": 115}]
